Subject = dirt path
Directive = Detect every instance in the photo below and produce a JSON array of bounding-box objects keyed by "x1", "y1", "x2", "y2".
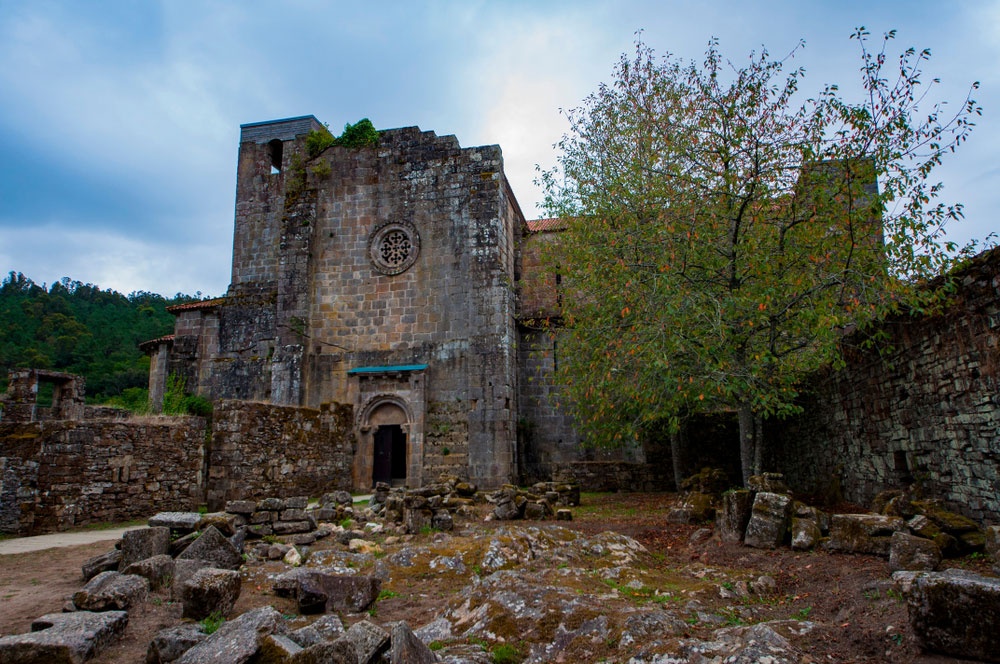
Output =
[{"x1": 0, "y1": 526, "x2": 145, "y2": 555}]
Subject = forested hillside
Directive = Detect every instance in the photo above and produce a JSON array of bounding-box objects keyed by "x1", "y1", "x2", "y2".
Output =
[{"x1": 0, "y1": 272, "x2": 199, "y2": 403}]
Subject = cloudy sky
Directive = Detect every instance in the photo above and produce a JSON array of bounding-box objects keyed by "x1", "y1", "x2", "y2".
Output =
[{"x1": 1, "y1": 1, "x2": 997, "y2": 297}]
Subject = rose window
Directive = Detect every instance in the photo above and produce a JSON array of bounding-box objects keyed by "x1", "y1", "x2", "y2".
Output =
[{"x1": 369, "y1": 222, "x2": 420, "y2": 275}]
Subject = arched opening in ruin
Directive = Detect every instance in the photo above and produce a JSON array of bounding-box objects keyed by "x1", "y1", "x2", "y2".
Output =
[{"x1": 268, "y1": 139, "x2": 283, "y2": 174}]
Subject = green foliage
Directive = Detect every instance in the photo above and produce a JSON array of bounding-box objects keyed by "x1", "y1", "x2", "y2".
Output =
[
  {"x1": 490, "y1": 643, "x2": 524, "y2": 664},
  {"x1": 0, "y1": 272, "x2": 199, "y2": 403},
  {"x1": 305, "y1": 126, "x2": 337, "y2": 158},
  {"x1": 337, "y1": 118, "x2": 378, "y2": 148},
  {"x1": 162, "y1": 373, "x2": 213, "y2": 417},
  {"x1": 305, "y1": 118, "x2": 378, "y2": 158},
  {"x1": 199, "y1": 611, "x2": 225, "y2": 635},
  {"x1": 539, "y1": 30, "x2": 984, "y2": 483},
  {"x1": 104, "y1": 387, "x2": 150, "y2": 414}
]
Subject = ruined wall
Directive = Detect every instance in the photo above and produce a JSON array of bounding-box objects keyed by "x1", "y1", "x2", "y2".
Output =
[
  {"x1": 0, "y1": 417, "x2": 206, "y2": 535},
  {"x1": 772, "y1": 247, "x2": 1000, "y2": 522},
  {"x1": 207, "y1": 400, "x2": 354, "y2": 510},
  {"x1": 517, "y1": 328, "x2": 580, "y2": 484}
]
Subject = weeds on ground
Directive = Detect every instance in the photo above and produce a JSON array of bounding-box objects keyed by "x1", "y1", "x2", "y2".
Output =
[{"x1": 199, "y1": 611, "x2": 225, "y2": 635}]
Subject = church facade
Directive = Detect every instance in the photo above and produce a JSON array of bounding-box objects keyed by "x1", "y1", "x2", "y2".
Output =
[{"x1": 144, "y1": 115, "x2": 583, "y2": 491}]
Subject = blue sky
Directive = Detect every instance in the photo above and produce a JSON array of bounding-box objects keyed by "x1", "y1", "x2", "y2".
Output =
[{"x1": 1, "y1": 1, "x2": 997, "y2": 297}]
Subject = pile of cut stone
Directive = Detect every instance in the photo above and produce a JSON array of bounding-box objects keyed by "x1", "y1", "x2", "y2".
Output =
[
  {"x1": 0, "y1": 510, "x2": 249, "y2": 662},
  {"x1": 367, "y1": 475, "x2": 477, "y2": 534},
  {"x1": 674, "y1": 469, "x2": 1000, "y2": 663},
  {"x1": 222, "y1": 492, "x2": 355, "y2": 541},
  {"x1": 485, "y1": 481, "x2": 579, "y2": 521}
]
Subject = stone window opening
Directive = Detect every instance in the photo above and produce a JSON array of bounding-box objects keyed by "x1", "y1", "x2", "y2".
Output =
[
  {"x1": 268, "y1": 139, "x2": 283, "y2": 175},
  {"x1": 368, "y1": 221, "x2": 421, "y2": 275}
]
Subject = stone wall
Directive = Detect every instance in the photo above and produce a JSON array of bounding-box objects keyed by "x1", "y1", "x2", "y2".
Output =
[
  {"x1": 551, "y1": 460, "x2": 673, "y2": 493},
  {"x1": 1, "y1": 397, "x2": 357, "y2": 535},
  {"x1": 0, "y1": 417, "x2": 206, "y2": 535},
  {"x1": 207, "y1": 400, "x2": 354, "y2": 510},
  {"x1": 517, "y1": 328, "x2": 580, "y2": 484},
  {"x1": 772, "y1": 247, "x2": 1000, "y2": 522}
]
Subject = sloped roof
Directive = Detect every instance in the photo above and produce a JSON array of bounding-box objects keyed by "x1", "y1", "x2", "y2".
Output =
[
  {"x1": 526, "y1": 218, "x2": 566, "y2": 232},
  {"x1": 166, "y1": 297, "x2": 227, "y2": 314},
  {"x1": 138, "y1": 334, "x2": 174, "y2": 353}
]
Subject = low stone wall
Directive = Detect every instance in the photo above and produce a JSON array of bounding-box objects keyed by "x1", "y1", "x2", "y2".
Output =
[
  {"x1": 1, "y1": 400, "x2": 356, "y2": 535},
  {"x1": 772, "y1": 247, "x2": 1000, "y2": 522},
  {"x1": 0, "y1": 417, "x2": 206, "y2": 535},
  {"x1": 207, "y1": 400, "x2": 354, "y2": 510},
  {"x1": 551, "y1": 461, "x2": 672, "y2": 493}
]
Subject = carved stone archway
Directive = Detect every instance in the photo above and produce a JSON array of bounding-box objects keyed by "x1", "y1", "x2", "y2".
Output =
[{"x1": 354, "y1": 394, "x2": 422, "y2": 489}]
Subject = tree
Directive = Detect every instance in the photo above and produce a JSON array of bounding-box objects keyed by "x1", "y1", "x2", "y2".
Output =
[{"x1": 539, "y1": 29, "x2": 983, "y2": 485}]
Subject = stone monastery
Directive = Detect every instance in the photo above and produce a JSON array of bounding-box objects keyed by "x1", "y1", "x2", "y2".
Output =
[
  {"x1": 4, "y1": 115, "x2": 998, "y2": 535},
  {"x1": 143, "y1": 115, "x2": 578, "y2": 492}
]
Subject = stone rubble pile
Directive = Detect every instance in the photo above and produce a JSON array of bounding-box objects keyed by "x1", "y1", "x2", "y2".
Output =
[
  {"x1": 485, "y1": 481, "x2": 579, "y2": 522},
  {"x1": 1, "y1": 476, "x2": 997, "y2": 663},
  {"x1": 673, "y1": 470, "x2": 990, "y2": 574}
]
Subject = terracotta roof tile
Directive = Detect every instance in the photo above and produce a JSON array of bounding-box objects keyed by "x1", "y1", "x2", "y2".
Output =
[
  {"x1": 527, "y1": 218, "x2": 566, "y2": 232},
  {"x1": 166, "y1": 297, "x2": 227, "y2": 313},
  {"x1": 138, "y1": 334, "x2": 174, "y2": 352}
]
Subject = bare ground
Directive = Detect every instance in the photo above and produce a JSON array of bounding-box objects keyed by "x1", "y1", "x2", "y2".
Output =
[{"x1": 0, "y1": 492, "x2": 992, "y2": 663}]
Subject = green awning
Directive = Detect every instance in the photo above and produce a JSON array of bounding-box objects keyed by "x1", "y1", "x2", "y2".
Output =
[{"x1": 347, "y1": 364, "x2": 428, "y2": 375}]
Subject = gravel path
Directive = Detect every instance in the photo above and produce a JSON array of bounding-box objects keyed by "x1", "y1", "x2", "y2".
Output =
[{"x1": 0, "y1": 525, "x2": 144, "y2": 555}]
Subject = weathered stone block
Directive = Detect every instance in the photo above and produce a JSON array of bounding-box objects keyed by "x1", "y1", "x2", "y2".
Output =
[
  {"x1": 175, "y1": 606, "x2": 287, "y2": 664},
  {"x1": 180, "y1": 568, "x2": 242, "y2": 621},
  {"x1": 790, "y1": 517, "x2": 822, "y2": 551},
  {"x1": 149, "y1": 512, "x2": 201, "y2": 532},
  {"x1": 295, "y1": 573, "x2": 382, "y2": 614},
  {"x1": 177, "y1": 525, "x2": 243, "y2": 570},
  {"x1": 255, "y1": 634, "x2": 303, "y2": 663},
  {"x1": 889, "y1": 532, "x2": 941, "y2": 572},
  {"x1": 146, "y1": 624, "x2": 206, "y2": 664},
  {"x1": 985, "y1": 525, "x2": 1000, "y2": 563},
  {"x1": 197, "y1": 512, "x2": 241, "y2": 537},
  {"x1": 0, "y1": 611, "x2": 128, "y2": 664},
  {"x1": 81, "y1": 549, "x2": 121, "y2": 582},
  {"x1": 280, "y1": 509, "x2": 309, "y2": 522},
  {"x1": 225, "y1": 500, "x2": 256, "y2": 515},
  {"x1": 73, "y1": 572, "x2": 148, "y2": 612},
  {"x1": 342, "y1": 621, "x2": 389, "y2": 664},
  {"x1": 389, "y1": 622, "x2": 437, "y2": 664},
  {"x1": 718, "y1": 489, "x2": 753, "y2": 543},
  {"x1": 122, "y1": 554, "x2": 175, "y2": 591},
  {"x1": 283, "y1": 496, "x2": 309, "y2": 510},
  {"x1": 431, "y1": 510, "x2": 455, "y2": 530},
  {"x1": 743, "y1": 492, "x2": 791, "y2": 550},
  {"x1": 257, "y1": 497, "x2": 284, "y2": 511},
  {"x1": 119, "y1": 526, "x2": 170, "y2": 569},
  {"x1": 903, "y1": 569, "x2": 1000, "y2": 662},
  {"x1": 273, "y1": 520, "x2": 312, "y2": 535},
  {"x1": 826, "y1": 514, "x2": 905, "y2": 556}
]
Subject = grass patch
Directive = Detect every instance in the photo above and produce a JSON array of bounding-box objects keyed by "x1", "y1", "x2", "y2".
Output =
[
  {"x1": 199, "y1": 611, "x2": 225, "y2": 635},
  {"x1": 491, "y1": 643, "x2": 524, "y2": 664}
]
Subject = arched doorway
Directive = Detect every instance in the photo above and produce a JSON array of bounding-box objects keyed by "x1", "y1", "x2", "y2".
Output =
[{"x1": 356, "y1": 398, "x2": 412, "y2": 489}]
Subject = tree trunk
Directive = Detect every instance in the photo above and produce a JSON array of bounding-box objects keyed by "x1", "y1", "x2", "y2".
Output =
[
  {"x1": 752, "y1": 413, "x2": 764, "y2": 478},
  {"x1": 670, "y1": 423, "x2": 688, "y2": 492},
  {"x1": 738, "y1": 402, "x2": 756, "y2": 486}
]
